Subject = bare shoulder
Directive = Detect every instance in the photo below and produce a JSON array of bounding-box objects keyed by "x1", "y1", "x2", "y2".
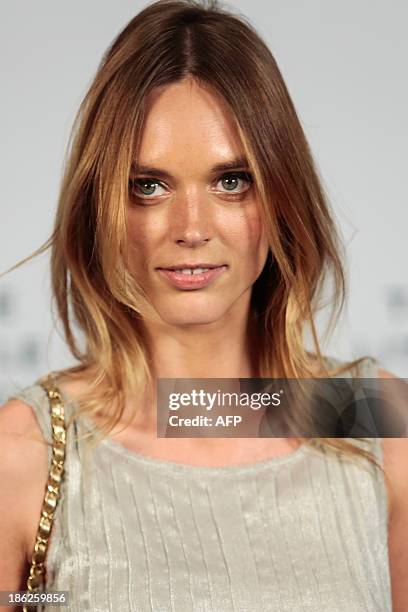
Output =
[
  {"x1": 377, "y1": 368, "x2": 408, "y2": 610},
  {"x1": 0, "y1": 396, "x2": 49, "y2": 483},
  {"x1": 0, "y1": 397, "x2": 49, "y2": 589},
  {"x1": 376, "y1": 366, "x2": 408, "y2": 519},
  {"x1": 378, "y1": 367, "x2": 408, "y2": 494},
  {"x1": 0, "y1": 395, "x2": 50, "y2": 464}
]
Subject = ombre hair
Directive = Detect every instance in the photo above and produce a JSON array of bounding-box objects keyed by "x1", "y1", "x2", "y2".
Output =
[{"x1": 3, "y1": 0, "x2": 384, "y2": 476}]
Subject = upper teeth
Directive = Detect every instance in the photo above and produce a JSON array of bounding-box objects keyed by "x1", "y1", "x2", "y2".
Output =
[{"x1": 176, "y1": 268, "x2": 210, "y2": 275}]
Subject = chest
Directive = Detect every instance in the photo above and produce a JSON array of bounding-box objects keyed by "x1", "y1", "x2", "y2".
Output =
[{"x1": 44, "y1": 445, "x2": 392, "y2": 612}]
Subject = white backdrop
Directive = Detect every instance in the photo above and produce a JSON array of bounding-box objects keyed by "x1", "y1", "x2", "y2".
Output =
[{"x1": 1, "y1": 1, "x2": 407, "y2": 400}]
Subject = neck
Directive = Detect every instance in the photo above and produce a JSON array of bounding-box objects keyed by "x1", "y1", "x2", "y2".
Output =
[{"x1": 143, "y1": 308, "x2": 260, "y2": 380}]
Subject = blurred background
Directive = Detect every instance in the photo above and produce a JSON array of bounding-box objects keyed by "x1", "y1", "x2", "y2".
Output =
[{"x1": 1, "y1": 0, "x2": 407, "y2": 401}]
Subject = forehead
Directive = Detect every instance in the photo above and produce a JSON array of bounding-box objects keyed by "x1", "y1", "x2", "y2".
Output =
[{"x1": 137, "y1": 79, "x2": 246, "y2": 173}]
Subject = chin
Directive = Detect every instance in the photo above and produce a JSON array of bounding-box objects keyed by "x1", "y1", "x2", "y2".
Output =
[{"x1": 154, "y1": 299, "x2": 230, "y2": 328}]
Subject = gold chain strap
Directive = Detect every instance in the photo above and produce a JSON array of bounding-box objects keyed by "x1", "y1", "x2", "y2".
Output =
[{"x1": 22, "y1": 373, "x2": 67, "y2": 612}]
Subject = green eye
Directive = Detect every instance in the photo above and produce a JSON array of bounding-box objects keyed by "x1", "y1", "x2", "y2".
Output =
[
  {"x1": 129, "y1": 178, "x2": 165, "y2": 198},
  {"x1": 218, "y1": 172, "x2": 253, "y2": 193}
]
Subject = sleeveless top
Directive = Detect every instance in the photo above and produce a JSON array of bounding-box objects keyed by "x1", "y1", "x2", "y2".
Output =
[{"x1": 10, "y1": 356, "x2": 392, "y2": 612}]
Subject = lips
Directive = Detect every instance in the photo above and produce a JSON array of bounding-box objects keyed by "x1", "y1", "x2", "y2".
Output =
[
  {"x1": 162, "y1": 267, "x2": 211, "y2": 276},
  {"x1": 157, "y1": 265, "x2": 227, "y2": 290},
  {"x1": 158, "y1": 263, "x2": 224, "y2": 271}
]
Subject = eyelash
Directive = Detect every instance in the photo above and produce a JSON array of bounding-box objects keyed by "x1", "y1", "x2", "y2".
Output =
[{"x1": 128, "y1": 171, "x2": 254, "y2": 202}]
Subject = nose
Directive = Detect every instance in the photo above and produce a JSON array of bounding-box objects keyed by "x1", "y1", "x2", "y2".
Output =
[
  {"x1": 171, "y1": 190, "x2": 212, "y2": 248},
  {"x1": 176, "y1": 233, "x2": 210, "y2": 248}
]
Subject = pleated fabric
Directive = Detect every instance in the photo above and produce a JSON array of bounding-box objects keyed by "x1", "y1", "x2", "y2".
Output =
[{"x1": 11, "y1": 357, "x2": 392, "y2": 611}]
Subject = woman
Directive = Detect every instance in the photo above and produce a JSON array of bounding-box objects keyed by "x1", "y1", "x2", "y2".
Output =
[{"x1": 0, "y1": 1, "x2": 406, "y2": 610}]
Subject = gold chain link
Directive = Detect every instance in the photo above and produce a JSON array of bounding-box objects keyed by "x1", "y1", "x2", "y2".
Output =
[{"x1": 22, "y1": 373, "x2": 67, "y2": 612}]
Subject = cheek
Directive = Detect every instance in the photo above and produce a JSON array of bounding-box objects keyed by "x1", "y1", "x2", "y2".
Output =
[
  {"x1": 128, "y1": 210, "x2": 150, "y2": 243},
  {"x1": 127, "y1": 206, "x2": 167, "y2": 244},
  {"x1": 230, "y1": 207, "x2": 268, "y2": 263},
  {"x1": 126, "y1": 212, "x2": 157, "y2": 276}
]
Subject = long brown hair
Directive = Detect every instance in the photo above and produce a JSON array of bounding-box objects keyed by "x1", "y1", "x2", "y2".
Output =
[{"x1": 2, "y1": 0, "x2": 383, "y2": 476}]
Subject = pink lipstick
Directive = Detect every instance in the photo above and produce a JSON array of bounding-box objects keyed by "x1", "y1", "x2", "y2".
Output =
[{"x1": 157, "y1": 264, "x2": 227, "y2": 290}]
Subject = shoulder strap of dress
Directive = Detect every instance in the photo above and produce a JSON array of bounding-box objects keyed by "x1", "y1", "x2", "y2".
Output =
[{"x1": 23, "y1": 373, "x2": 67, "y2": 612}]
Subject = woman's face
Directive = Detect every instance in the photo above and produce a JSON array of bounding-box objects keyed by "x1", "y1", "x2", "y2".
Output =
[{"x1": 127, "y1": 78, "x2": 269, "y2": 328}]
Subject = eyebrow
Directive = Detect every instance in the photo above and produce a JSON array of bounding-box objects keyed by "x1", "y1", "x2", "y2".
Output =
[{"x1": 131, "y1": 156, "x2": 250, "y2": 180}]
